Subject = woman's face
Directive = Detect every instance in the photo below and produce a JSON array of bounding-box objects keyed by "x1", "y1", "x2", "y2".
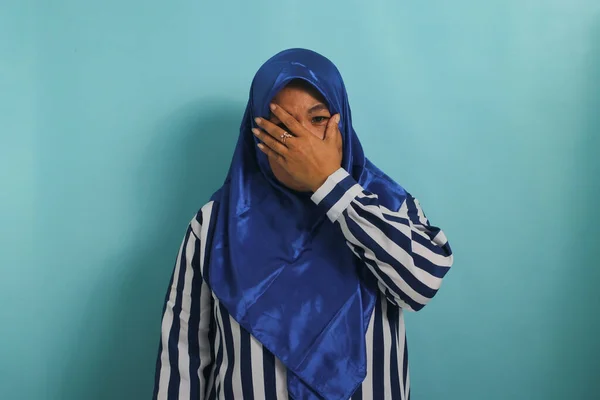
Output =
[{"x1": 267, "y1": 81, "x2": 332, "y2": 192}]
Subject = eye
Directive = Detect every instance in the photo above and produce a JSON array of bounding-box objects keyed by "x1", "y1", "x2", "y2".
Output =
[{"x1": 312, "y1": 116, "x2": 329, "y2": 124}]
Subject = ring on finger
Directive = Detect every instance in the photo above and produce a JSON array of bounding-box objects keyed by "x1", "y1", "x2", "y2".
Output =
[{"x1": 280, "y1": 131, "x2": 293, "y2": 144}]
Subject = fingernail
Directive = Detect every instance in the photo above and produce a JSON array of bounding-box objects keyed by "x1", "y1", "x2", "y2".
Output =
[
  {"x1": 254, "y1": 117, "x2": 261, "y2": 124},
  {"x1": 334, "y1": 114, "x2": 340, "y2": 123},
  {"x1": 252, "y1": 128, "x2": 260, "y2": 136},
  {"x1": 270, "y1": 104, "x2": 276, "y2": 111},
  {"x1": 257, "y1": 143, "x2": 264, "y2": 149}
]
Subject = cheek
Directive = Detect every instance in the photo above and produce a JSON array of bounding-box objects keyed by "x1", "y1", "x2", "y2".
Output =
[
  {"x1": 267, "y1": 154, "x2": 277, "y2": 171},
  {"x1": 267, "y1": 156, "x2": 286, "y2": 178},
  {"x1": 268, "y1": 156, "x2": 302, "y2": 188},
  {"x1": 307, "y1": 126, "x2": 326, "y2": 140}
]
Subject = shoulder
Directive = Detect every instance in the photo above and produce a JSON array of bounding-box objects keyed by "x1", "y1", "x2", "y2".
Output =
[
  {"x1": 363, "y1": 158, "x2": 405, "y2": 189},
  {"x1": 365, "y1": 159, "x2": 409, "y2": 205},
  {"x1": 189, "y1": 190, "x2": 222, "y2": 239}
]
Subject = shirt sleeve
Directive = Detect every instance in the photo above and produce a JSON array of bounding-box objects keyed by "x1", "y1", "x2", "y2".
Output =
[
  {"x1": 311, "y1": 168, "x2": 453, "y2": 311},
  {"x1": 153, "y1": 210, "x2": 214, "y2": 399}
]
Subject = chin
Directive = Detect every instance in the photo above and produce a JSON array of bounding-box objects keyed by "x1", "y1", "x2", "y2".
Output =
[
  {"x1": 279, "y1": 179, "x2": 310, "y2": 193},
  {"x1": 272, "y1": 172, "x2": 309, "y2": 192}
]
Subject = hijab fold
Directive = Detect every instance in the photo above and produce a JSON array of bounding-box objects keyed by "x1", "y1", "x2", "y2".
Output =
[{"x1": 207, "y1": 49, "x2": 407, "y2": 400}]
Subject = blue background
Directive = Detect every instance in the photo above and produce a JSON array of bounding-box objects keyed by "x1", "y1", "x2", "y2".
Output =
[{"x1": 2, "y1": 1, "x2": 599, "y2": 399}]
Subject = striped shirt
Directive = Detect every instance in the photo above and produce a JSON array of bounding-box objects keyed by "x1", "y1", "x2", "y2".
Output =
[{"x1": 153, "y1": 168, "x2": 453, "y2": 400}]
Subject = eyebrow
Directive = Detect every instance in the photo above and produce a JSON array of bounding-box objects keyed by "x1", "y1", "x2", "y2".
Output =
[{"x1": 308, "y1": 103, "x2": 328, "y2": 114}]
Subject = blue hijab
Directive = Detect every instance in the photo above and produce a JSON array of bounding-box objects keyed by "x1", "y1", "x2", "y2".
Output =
[{"x1": 207, "y1": 48, "x2": 406, "y2": 400}]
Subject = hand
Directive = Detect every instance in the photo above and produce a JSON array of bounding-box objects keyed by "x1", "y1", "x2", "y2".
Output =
[{"x1": 252, "y1": 104, "x2": 343, "y2": 192}]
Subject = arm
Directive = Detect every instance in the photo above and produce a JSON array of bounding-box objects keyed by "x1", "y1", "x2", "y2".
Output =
[
  {"x1": 312, "y1": 168, "x2": 453, "y2": 311},
  {"x1": 153, "y1": 211, "x2": 213, "y2": 399}
]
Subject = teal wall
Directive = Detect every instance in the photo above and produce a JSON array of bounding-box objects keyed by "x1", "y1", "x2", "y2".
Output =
[{"x1": 2, "y1": 1, "x2": 599, "y2": 399}]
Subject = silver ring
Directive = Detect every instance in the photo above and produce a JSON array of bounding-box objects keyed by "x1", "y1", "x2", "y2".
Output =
[{"x1": 280, "y1": 132, "x2": 293, "y2": 144}]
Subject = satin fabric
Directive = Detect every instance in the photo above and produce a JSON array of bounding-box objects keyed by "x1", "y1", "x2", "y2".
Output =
[{"x1": 207, "y1": 49, "x2": 407, "y2": 400}]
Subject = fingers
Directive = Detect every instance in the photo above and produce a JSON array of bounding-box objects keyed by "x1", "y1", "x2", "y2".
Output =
[
  {"x1": 324, "y1": 114, "x2": 341, "y2": 143},
  {"x1": 254, "y1": 117, "x2": 294, "y2": 145},
  {"x1": 269, "y1": 104, "x2": 307, "y2": 137},
  {"x1": 257, "y1": 142, "x2": 285, "y2": 164},
  {"x1": 252, "y1": 126, "x2": 288, "y2": 156}
]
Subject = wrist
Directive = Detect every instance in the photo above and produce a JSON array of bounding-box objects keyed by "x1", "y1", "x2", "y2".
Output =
[
  {"x1": 310, "y1": 167, "x2": 340, "y2": 192},
  {"x1": 310, "y1": 167, "x2": 362, "y2": 222}
]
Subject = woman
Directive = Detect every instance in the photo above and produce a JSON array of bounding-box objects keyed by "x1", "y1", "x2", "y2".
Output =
[{"x1": 153, "y1": 48, "x2": 453, "y2": 400}]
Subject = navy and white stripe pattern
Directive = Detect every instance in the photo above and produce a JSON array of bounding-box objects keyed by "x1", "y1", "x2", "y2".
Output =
[{"x1": 154, "y1": 168, "x2": 453, "y2": 399}]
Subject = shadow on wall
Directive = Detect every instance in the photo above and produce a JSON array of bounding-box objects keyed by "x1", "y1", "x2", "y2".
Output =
[
  {"x1": 577, "y1": 18, "x2": 600, "y2": 396},
  {"x1": 58, "y1": 98, "x2": 245, "y2": 400},
  {"x1": 553, "y1": 18, "x2": 600, "y2": 399}
]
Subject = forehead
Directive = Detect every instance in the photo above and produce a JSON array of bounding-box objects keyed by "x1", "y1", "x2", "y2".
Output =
[{"x1": 272, "y1": 80, "x2": 327, "y2": 108}]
